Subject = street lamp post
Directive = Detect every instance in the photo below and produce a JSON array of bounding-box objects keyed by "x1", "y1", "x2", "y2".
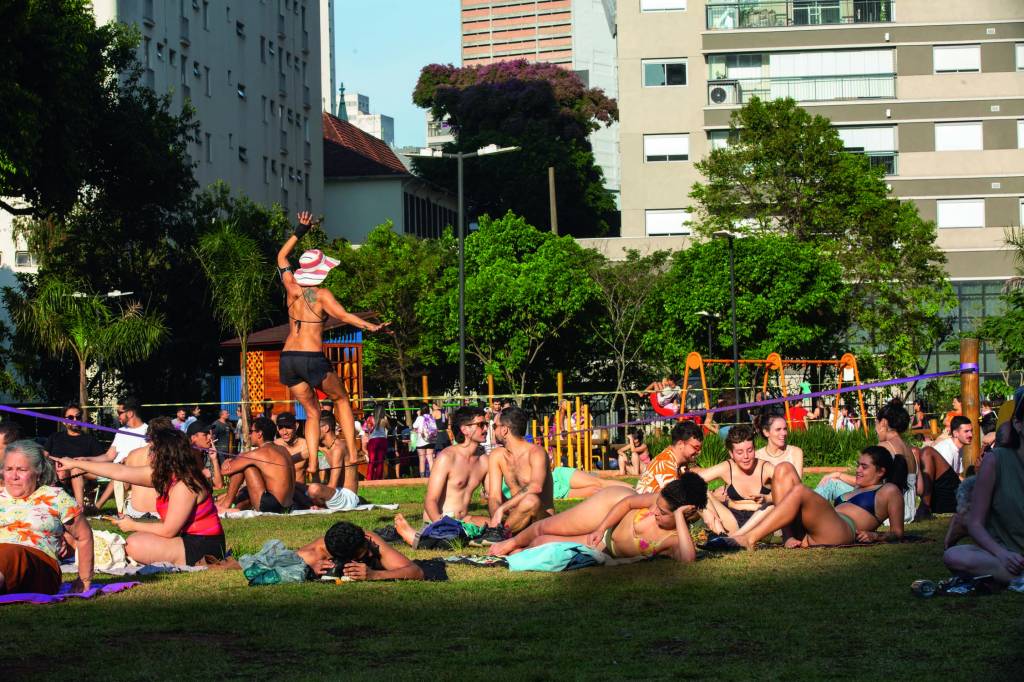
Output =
[
  {"x1": 712, "y1": 231, "x2": 743, "y2": 410},
  {"x1": 408, "y1": 144, "x2": 519, "y2": 398},
  {"x1": 695, "y1": 310, "x2": 719, "y2": 357}
]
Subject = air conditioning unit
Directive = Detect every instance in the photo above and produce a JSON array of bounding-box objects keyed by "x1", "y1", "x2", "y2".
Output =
[{"x1": 708, "y1": 81, "x2": 740, "y2": 105}]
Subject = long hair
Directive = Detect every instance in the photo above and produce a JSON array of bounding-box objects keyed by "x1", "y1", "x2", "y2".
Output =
[
  {"x1": 861, "y1": 445, "x2": 909, "y2": 493},
  {"x1": 149, "y1": 428, "x2": 211, "y2": 498}
]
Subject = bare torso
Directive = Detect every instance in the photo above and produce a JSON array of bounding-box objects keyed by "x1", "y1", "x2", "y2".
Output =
[
  {"x1": 124, "y1": 445, "x2": 156, "y2": 513},
  {"x1": 431, "y1": 447, "x2": 488, "y2": 520},
  {"x1": 608, "y1": 507, "x2": 676, "y2": 558},
  {"x1": 496, "y1": 444, "x2": 554, "y2": 510},
  {"x1": 881, "y1": 435, "x2": 917, "y2": 474},
  {"x1": 277, "y1": 435, "x2": 309, "y2": 480},
  {"x1": 254, "y1": 442, "x2": 297, "y2": 504},
  {"x1": 284, "y1": 287, "x2": 327, "y2": 352}
]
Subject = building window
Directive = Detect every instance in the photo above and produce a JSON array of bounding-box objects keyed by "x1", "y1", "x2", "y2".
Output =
[
  {"x1": 156, "y1": 42, "x2": 164, "y2": 60},
  {"x1": 643, "y1": 58, "x2": 687, "y2": 87},
  {"x1": 1017, "y1": 43, "x2": 1024, "y2": 70},
  {"x1": 237, "y1": 83, "x2": 246, "y2": 99},
  {"x1": 933, "y1": 45, "x2": 981, "y2": 73},
  {"x1": 1018, "y1": 120, "x2": 1024, "y2": 149},
  {"x1": 143, "y1": 37, "x2": 151, "y2": 67},
  {"x1": 1020, "y1": 198, "x2": 1024, "y2": 227},
  {"x1": 202, "y1": 1, "x2": 209, "y2": 29},
  {"x1": 228, "y1": 133, "x2": 234, "y2": 149},
  {"x1": 227, "y1": 69, "x2": 233, "y2": 85},
  {"x1": 263, "y1": 156, "x2": 270, "y2": 183},
  {"x1": 642, "y1": 0, "x2": 686, "y2": 10},
  {"x1": 708, "y1": 130, "x2": 731, "y2": 150},
  {"x1": 193, "y1": 61, "x2": 200, "y2": 78},
  {"x1": 935, "y1": 121, "x2": 983, "y2": 151},
  {"x1": 239, "y1": 146, "x2": 248, "y2": 162},
  {"x1": 169, "y1": 49, "x2": 176, "y2": 66},
  {"x1": 204, "y1": 66, "x2": 211, "y2": 96},
  {"x1": 645, "y1": 209, "x2": 691, "y2": 236},
  {"x1": 205, "y1": 132, "x2": 212, "y2": 162},
  {"x1": 936, "y1": 199, "x2": 985, "y2": 228},
  {"x1": 15, "y1": 251, "x2": 35, "y2": 268},
  {"x1": 262, "y1": 96, "x2": 268, "y2": 123},
  {"x1": 837, "y1": 125, "x2": 897, "y2": 174},
  {"x1": 236, "y1": 20, "x2": 245, "y2": 36},
  {"x1": 261, "y1": 36, "x2": 266, "y2": 62},
  {"x1": 643, "y1": 134, "x2": 690, "y2": 161},
  {"x1": 269, "y1": 40, "x2": 276, "y2": 56}
]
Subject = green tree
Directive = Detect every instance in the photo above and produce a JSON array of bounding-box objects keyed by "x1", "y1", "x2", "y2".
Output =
[
  {"x1": 412, "y1": 60, "x2": 618, "y2": 237},
  {"x1": 588, "y1": 250, "x2": 669, "y2": 425},
  {"x1": 648, "y1": 235, "x2": 850, "y2": 389},
  {"x1": 1, "y1": 1, "x2": 145, "y2": 217},
  {"x1": 422, "y1": 212, "x2": 600, "y2": 394},
  {"x1": 16, "y1": 276, "x2": 166, "y2": 414},
  {"x1": 196, "y1": 221, "x2": 278, "y2": 443},
  {"x1": 326, "y1": 224, "x2": 455, "y2": 420},
  {"x1": 689, "y1": 97, "x2": 955, "y2": 381},
  {"x1": 980, "y1": 227, "x2": 1024, "y2": 375}
]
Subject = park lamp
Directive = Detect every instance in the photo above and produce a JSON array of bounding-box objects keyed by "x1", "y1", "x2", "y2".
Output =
[
  {"x1": 71, "y1": 290, "x2": 135, "y2": 299},
  {"x1": 712, "y1": 229, "x2": 744, "y2": 240}
]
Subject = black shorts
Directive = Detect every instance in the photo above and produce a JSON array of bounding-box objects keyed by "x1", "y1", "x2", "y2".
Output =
[
  {"x1": 258, "y1": 491, "x2": 292, "y2": 514},
  {"x1": 181, "y1": 533, "x2": 226, "y2": 566},
  {"x1": 279, "y1": 350, "x2": 333, "y2": 388},
  {"x1": 931, "y1": 468, "x2": 961, "y2": 514}
]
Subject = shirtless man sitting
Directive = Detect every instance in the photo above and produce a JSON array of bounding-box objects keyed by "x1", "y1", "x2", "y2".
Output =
[
  {"x1": 274, "y1": 412, "x2": 309, "y2": 482},
  {"x1": 217, "y1": 417, "x2": 296, "y2": 513},
  {"x1": 486, "y1": 406, "x2": 554, "y2": 535},
  {"x1": 491, "y1": 474, "x2": 708, "y2": 564},
  {"x1": 304, "y1": 411, "x2": 362, "y2": 511},
  {"x1": 392, "y1": 406, "x2": 490, "y2": 545}
]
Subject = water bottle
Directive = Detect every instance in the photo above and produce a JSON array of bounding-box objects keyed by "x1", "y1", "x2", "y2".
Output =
[{"x1": 911, "y1": 579, "x2": 937, "y2": 598}]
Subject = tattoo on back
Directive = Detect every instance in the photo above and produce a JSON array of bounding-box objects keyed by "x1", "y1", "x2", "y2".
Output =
[{"x1": 303, "y1": 288, "x2": 318, "y2": 306}]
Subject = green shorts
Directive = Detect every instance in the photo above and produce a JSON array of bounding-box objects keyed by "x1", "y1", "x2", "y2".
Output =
[{"x1": 501, "y1": 467, "x2": 575, "y2": 500}]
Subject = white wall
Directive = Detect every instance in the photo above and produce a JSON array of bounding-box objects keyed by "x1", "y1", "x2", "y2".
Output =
[
  {"x1": 573, "y1": 0, "x2": 620, "y2": 196},
  {"x1": 324, "y1": 177, "x2": 405, "y2": 242}
]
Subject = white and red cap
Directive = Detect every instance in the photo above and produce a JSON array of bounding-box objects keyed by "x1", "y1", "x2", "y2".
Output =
[{"x1": 293, "y1": 249, "x2": 339, "y2": 286}]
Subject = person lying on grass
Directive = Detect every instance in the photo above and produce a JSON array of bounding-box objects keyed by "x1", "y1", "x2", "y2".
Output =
[
  {"x1": 300, "y1": 521, "x2": 423, "y2": 581},
  {"x1": 695, "y1": 424, "x2": 777, "y2": 535},
  {"x1": 717, "y1": 446, "x2": 905, "y2": 550},
  {"x1": 490, "y1": 474, "x2": 708, "y2": 564},
  {"x1": 52, "y1": 428, "x2": 226, "y2": 566}
]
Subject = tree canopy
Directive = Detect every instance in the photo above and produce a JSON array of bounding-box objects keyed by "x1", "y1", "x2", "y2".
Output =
[
  {"x1": 412, "y1": 60, "x2": 619, "y2": 238},
  {"x1": 690, "y1": 97, "x2": 955, "y2": 381}
]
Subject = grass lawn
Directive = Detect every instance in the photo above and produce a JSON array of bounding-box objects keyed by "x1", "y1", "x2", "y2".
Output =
[{"x1": 4, "y1": 479, "x2": 1022, "y2": 681}]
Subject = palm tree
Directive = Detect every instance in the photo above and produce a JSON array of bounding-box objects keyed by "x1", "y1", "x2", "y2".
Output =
[
  {"x1": 20, "y1": 277, "x2": 166, "y2": 416},
  {"x1": 196, "y1": 221, "x2": 274, "y2": 447}
]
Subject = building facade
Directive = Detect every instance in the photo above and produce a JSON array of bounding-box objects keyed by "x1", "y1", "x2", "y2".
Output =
[
  {"x1": 93, "y1": 0, "x2": 325, "y2": 217},
  {"x1": 460, "y1": 0, "x2": 621, "y2": 199},
  {"x1": 342, "y1": 92, "x2": 396, "y2": 146},
  {"x1": 591, "y1": 0, "x2": 1023, "y2": 377}
]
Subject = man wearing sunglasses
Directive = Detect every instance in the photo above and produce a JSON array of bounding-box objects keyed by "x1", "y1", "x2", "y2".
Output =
[{"x1": 43, "y1": 402, "x2": 104, "y2": 509}]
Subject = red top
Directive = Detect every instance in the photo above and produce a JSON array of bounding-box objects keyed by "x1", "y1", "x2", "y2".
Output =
[
  {"x1": 156, "y1": 484, "x2": 223, "y2": 537},
  {"x1": 788, "y1": 405, "x2": 808, "y2": 431}
]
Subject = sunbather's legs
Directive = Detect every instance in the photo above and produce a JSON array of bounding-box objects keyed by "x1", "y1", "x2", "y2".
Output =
[
  {"x1": 492, "y1": 486, "x2": 633, "y2": 554},
  {"x1": 732, "y1": 485, "x2": 852, "y2": 549},
  {"x1": 125, "y1": 532, "x2": 187, "y2": 565},
  {"x1": 944, "y1": 544, "x2": 1017, "y2": 585}
]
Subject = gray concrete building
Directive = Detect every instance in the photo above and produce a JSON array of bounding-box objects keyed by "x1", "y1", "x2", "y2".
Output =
[{"x1": 93, "y1": 0, "x2": 325, "y2": 216}]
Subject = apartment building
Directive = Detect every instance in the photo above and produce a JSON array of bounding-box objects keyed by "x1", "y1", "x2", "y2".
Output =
[
  {"x1": 460, "y1": 0, "x2": 621, "y2": 198},
  {"x1": 343, "y1": 92, "x2": 396, "y2": 146},
  {"x1": 592, "y1": 0, "x2": 1023, "y2": 375},
  {"x1": 92, "y1": 0, "x2": 325, "y2": 216}
]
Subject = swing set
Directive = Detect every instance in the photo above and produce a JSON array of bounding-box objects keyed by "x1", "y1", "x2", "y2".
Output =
[{"x1": 651, "y1": 351, "x2": 869, "y2": 435}]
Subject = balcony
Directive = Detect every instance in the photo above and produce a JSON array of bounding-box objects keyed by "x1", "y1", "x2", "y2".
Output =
[
  {"x1": 180, "y1": 16, "x2": 190, "y2": 46},
  {"x1": 706, "y1": 0, "x2": 893, "y2": 30},
  {"x1": 864, "y1": 151, "x2": 897, "y2": 176},
  {"x1": 707, "y1": 73, "x2": 895, "y2": 105}
]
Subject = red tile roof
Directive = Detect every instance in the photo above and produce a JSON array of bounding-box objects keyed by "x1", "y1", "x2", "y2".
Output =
[{"x1": 322, "y1": 111, "x2": 409, "y2": 178}]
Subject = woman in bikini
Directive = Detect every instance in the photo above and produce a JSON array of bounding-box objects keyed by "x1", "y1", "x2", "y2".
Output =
[
  {"x1": 276, "y1": 211, "x2": 389, "y2": 482},
  {"x1": 718, "y1": 446, "x2": 905, "y2": 550},
  {"x1": 756, "y1": 412, "x2": 805, "y2": 478},
  {"x1": 490, "y1": 473, "x2": 708, "y2": 564},
  {"x1": 617, "y1": 429, "x2": 650, "y2": 476},
  {"x1": 696, "y1": 424, "x2": 775, "y2": 534}
]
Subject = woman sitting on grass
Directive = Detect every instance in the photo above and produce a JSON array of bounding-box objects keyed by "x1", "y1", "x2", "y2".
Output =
[
  {"x1": 616, "y1": 429, "x2": 649, "y2": 476},
  {"x1": 717, "y1": 446, "x2": 905, "y2": 550},
  {"x1": 755, "y1": 413, "x2": 804, "y2": 478},
  {"x1": 53, "y1": 428, "x2": 225, "y2": 566},
  {"x1": 696, "y1": 425, "x2": 776, "y2": 535},
  {"x1": 490, "y1": 474, "x2": 708, "y2": 564}
]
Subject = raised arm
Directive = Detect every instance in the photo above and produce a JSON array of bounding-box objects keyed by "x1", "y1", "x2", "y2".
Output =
[
  {"x1": 671, "y1": 507, "x2": 698, "y2": 563},
  {"x1": 52, "y1": 457, "x2": 154, "y2": 487},
  {"x1": 318, "y1": 289, "x2": 389, "y2": 333},
  {"x1": 277, "y1": 210, "x2": 315, "y2": 268},
  {"x1": 695, "y1": 461, "x2": 728, "y2": 484}
]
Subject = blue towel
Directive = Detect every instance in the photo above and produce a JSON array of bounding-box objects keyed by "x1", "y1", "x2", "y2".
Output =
[{"x1": 506, "y1": 542, "x2": 604, "y2": 572}]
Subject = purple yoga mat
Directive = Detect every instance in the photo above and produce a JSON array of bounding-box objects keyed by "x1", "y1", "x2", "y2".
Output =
[{"x1": 0, "y1": 581, "x2": 140, "y2": 605}]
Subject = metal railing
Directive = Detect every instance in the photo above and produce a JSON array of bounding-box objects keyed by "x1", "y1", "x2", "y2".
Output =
[
  {"x1": 864, "y1": 151, "x2": 897, "y2": 175},
  {"x1": 708, "y1": 73, "x2": 895, "y2": 104},
  {"x1": 706, "y1": 0, "x2": 893, "y2": 30}
]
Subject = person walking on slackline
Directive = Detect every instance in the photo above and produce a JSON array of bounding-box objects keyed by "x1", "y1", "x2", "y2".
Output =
[{"x1": 276, "y1": 211, "x2": 389, "y2": 481}]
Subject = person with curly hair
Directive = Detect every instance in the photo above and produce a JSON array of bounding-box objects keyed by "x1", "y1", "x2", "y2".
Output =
[{"x1": 52, "y1": 428, "x2": 225, "y2": 566}]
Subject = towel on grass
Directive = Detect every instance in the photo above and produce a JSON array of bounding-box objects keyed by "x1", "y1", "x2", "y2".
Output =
[
  {"x1": 61, "y1": 562, "x2": 207, "y2": 576},
  {"x1": 0, "y1": 581, "x2": 140, "y2": 605},
  {"x1": 445, "y1": 543, "x2": 647, "y2": 572},
  {"x1": 220, "y1": 503, "x2": 398, "y2": 519}
]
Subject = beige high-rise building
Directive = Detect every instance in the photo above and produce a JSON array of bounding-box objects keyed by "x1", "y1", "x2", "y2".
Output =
[{"x1": 585, "y1": 0, "x2": 1024, "y2": 375}]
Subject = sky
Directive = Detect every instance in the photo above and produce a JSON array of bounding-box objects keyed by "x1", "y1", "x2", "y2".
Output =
[{"x1": 333, "y1": 0, "x2": 461, "y2": 148}]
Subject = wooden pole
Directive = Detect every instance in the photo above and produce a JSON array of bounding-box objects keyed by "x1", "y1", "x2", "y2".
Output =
[
  {"x1": 543, "y1": 415, "x2": 552, "y2": 470},
  {"x1": 575, "y1": 395, "x2": 582, "y2": 469},
  {"x1": 421, "y1": 374, "x2": 429, "y2": 405},
  {"x1": 487, "y1": 373, "x2": 495, "y2": 407},
  {"x1": 548, "y1": 166, "x2": 558, "y2": 235},
  {"x1": 961, "y1": 338, "x2": 981, "y2": 470}
]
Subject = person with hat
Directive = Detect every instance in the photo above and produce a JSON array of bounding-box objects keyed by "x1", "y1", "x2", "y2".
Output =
[
  {"x1": 276, "y1": 211, "x2": 389, "y2": 484},
  {"x1": 187, "y1": 419, "x2": 222, "y2": 487}
]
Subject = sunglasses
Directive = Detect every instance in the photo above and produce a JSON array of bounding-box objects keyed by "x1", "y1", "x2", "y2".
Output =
[
  {"x1": 468, "y1": 421, "x2": 488, "y2": 429},
  {"x1": 65, "y1": 413, "x2": 82, "y2": 420}
]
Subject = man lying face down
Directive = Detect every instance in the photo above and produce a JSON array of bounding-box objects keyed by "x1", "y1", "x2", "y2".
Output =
[{"x1": 298, "y1": 522, "x2": 424, "y2": 581}]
